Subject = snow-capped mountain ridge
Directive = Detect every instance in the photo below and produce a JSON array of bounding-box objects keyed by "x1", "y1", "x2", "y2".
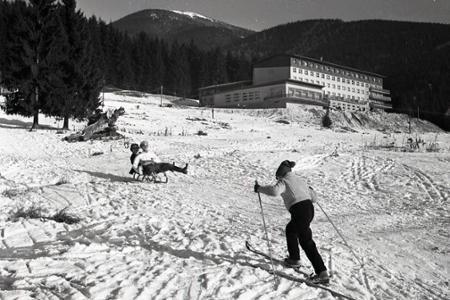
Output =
[
  {"x1": 171, "y1": 10, "x2": 213, "y2": 22},
  {"x1": 112, "y1": 9, "x2": 253, "y2": 49}
]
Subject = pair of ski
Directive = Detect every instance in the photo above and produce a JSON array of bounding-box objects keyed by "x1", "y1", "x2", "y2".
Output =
[{"x1": 245, "y1": 241, "x2": 356, "y2": 300}]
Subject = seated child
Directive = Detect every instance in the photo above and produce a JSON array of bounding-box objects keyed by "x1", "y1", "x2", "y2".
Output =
[
  {"x1": 129, "y1": 143, "x2": 140, "y2": 178},
  {"x1": 129, "y1": 141, "x2": 188, "y2": 181}
]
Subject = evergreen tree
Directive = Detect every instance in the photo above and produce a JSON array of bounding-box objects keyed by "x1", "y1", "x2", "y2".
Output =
[
  {"x1": 44, "y1": 0, "x2": 102, "y2": 129},
  {"x1": 3, "y1": 0, "x2": 64, "y2": 130},
  {"x1": 0, "y1": 1, "x2": 7, "y2": 85}
]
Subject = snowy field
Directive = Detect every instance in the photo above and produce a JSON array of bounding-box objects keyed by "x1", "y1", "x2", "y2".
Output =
[{"x1": 0, "y1": 92, "x2": 449, "y2": 300}]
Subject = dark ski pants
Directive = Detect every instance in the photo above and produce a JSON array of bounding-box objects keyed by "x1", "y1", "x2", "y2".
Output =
[
  {"x1": 143, "y1": 162, "x2": 186, "y2": 174},
  {"x1": 286, "y1": 200, "x2": 327, "y2": 275}
]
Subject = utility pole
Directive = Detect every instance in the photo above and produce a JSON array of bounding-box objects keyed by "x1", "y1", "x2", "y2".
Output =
[{"x1": 160, "y1": 85, "x2": 163, "y2": 107}]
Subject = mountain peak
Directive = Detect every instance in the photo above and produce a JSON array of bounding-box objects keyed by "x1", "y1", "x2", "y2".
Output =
[{"x1": 112, "y1": 9, "x2": 254, "y2": 49}]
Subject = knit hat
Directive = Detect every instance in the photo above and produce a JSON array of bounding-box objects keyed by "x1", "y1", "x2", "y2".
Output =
[
  {"x1": 275, "y1": 160, "x2": 296, "y2": 178},
  {"x1": 140, "y1": 140, "x2": 149, "y2": 149}
]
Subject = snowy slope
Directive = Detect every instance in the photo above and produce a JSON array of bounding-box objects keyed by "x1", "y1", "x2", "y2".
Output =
[
  {"x1": 0, "y1": 92, "x2": 449, "y2": 300},
  {"x1": 171, "y1": 10, "x2": 213, "y2": 21}
]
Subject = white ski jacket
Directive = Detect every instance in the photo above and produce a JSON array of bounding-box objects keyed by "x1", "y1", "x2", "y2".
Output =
[
  {"x1": 132, "y1": 150, "x2": 161, "y2": 171},
  {"x1": 258, "y1": 172, "x2": 312, "y2": 211}
]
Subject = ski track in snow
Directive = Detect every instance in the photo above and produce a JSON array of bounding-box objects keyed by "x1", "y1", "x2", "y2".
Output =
[{"x1": 0, "y1": 93, "x2": 449, "y2": 300}]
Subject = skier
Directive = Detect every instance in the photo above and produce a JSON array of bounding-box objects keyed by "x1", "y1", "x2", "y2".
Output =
[{"x1": 254, "y1": 160, "x2": 330, "y2": 284}]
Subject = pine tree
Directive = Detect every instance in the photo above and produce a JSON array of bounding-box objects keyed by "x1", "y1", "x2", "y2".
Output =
[
  {"x1": 0, "y1": 1, "x2": 7, "y2": 86},
  {"x1": 3, "y1": 0, "x2": 64, "y2": 130},
  {"x1": 41, "y1": 0, "x2": 102, "y2": 129}
]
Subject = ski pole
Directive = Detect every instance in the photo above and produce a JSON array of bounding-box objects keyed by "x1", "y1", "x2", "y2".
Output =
[
  {"x1": 255, "y1": 180, "x2": 277, "y2": 280},
  {"x1": 316, "y1": 202, "x2": 364, "y2": 267}
]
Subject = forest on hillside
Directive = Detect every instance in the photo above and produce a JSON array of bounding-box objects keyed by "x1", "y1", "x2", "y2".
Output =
[
  {"x1": 0, "y1": 1, "x2": 449, "y2": 130},
  {"x1": 0, "y1": 0, "x2": 253, "y2": 129},
  {"x1": 228, "y1": 19, "x2": 450, "y2": 130}
]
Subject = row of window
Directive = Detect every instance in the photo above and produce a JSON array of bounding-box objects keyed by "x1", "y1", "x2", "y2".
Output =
[
  {"x1": 224, "y1": 91, "x2": 260, "y2": 103},
  {"x1": 292, "y1": 76, "x2": 370, "y2": 96},
  {"x1": 331, "y1": 102, "x2": 367, "y2": 112},
  {"x1": 291, "y1": 58, "x2": 381, "y2": 83},
  {"x1": 292, "y1": 68, "x2": 382, "y2": 88},
  {"x1": 288, "y1": 88, "x2": 322, "y2": 100},
  {"x1": 326, "y1": 91, "x2": 364, "y2": 101}
]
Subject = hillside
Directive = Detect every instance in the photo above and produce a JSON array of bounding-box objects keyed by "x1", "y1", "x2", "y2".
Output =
[
  {"x1": 228, "y1": 19, "x2": 450, "y2": 130},
  {"x1": 0, "y1": 91, "x2": 448, "y2": 299},
  {"x1": 112, "y1": 9, "x2": 254, "y2": 49}
]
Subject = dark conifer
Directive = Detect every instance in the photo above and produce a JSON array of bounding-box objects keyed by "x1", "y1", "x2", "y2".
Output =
[{"x1": 3, "y1": 0, "x2": 64, "y2": 130}]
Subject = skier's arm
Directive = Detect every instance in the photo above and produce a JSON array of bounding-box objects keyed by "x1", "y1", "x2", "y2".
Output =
[{"x1": 258, "y1": 180, "x2": 286, "y2": 196}]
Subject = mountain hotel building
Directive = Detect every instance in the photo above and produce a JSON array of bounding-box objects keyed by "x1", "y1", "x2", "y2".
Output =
[{"x1": 199, "y1": 54, "x2": 392, "y2": 112}]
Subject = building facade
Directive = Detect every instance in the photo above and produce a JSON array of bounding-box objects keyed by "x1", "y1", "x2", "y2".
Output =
[{"x1": 199, "y1": 54, "x2": 392, "y2": 111}]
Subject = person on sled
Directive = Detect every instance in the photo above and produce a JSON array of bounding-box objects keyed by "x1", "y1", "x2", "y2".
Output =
[
  {"x1": 131, "y1": 141, "x2": 188, "y2": 180},
  {"x1": 254, "y1": 160, "x2": 330, "y2": 284}
]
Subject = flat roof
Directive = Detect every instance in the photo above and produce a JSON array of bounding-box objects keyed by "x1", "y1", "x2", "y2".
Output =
[
  {"x1": 200, "y1": 79, "x2": 323, "y2": 95},
  {"x1": 198, "y1": 80, "x2": 252, "y2": 91},
  {"x1": 254, "y1": 54, "x2": 386, "y2": 78}
]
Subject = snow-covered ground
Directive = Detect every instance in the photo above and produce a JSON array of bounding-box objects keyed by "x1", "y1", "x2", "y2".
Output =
[{"x1": 0, "y1": 92, "x2": 449, "y2": 300}]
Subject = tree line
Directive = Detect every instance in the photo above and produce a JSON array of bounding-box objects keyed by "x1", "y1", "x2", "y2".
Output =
[
  {"x1": 227, "y1": 19, "x2": 450, "y2": 130},
  {"x1": 0, "y1": 0, "x2": 253, "y2": 130}
]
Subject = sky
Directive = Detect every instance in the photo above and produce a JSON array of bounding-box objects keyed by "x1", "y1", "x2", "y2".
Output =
[{"x1": 76, "y1": 0, "x2": 450, "y2": 31}]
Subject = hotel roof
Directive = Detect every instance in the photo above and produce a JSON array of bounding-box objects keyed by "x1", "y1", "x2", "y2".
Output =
[
  {"x1": 254, "y1": 54, "x2": 386, "y2": 78},
  {"x1": 199, "y1": 79, "x2": 323, "y2": 93}
]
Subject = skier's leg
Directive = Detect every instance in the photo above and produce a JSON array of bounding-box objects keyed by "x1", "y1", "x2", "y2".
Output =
[
  {"x1": 295, "y1": 203, "x2": 327, "y2": 275},
  {"x1": 285, "y1": 220, "x2": 300, "y2": 260}
]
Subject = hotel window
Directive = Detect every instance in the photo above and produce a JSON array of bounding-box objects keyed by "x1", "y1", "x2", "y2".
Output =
[
  {"x1": 352, "y1": 88, "x2": 355, "y2": 92},
  {"x1": 337, "y1": 77, "x2": 340, "y2": 82},
  {"x1": 347, "y1": 79, "x2": 350, "y2": 84},
  {"x1": 316, "y1": 72, "x2": 320, "y2": 77},
  {"x1": 348, "y1": 87, "x2": 351, "y2": 91},
  {"x1": 316, "y1": 80, "x2": 320, "y2": 84},
  {"x1": 327, "y1": 83, "x2": 330, "y2": 87},
  {"x1": 332, "y1": 84, "x2": 336, "y2": 88},
  {"x1": 351, "y1": 80, "x2": 355, "y2": 85},
  {"x1": 321, "y1": 74, "x2": 325, "y2": 78},
  {"x1": 293, "y1": 68, "x2": 297, "y2": 73},
  {"x1": 322, "y1": 81, "x2": 325, "y2": 85},
  {"x1": 326, "y1": 75, "x2": 330, "y2": 79},
  {"x1": 332, "y1": 76, "x2": 335, "y2": 81},
  {"x1": 305, "y1": 70, "x2": 309, "y2": 75},
  {"x1": 299, "y1": 69, "x2": 303, "y2": 74},
  {"x1": 337, "y1": 85, "x2": 341, "y2": 90}
]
